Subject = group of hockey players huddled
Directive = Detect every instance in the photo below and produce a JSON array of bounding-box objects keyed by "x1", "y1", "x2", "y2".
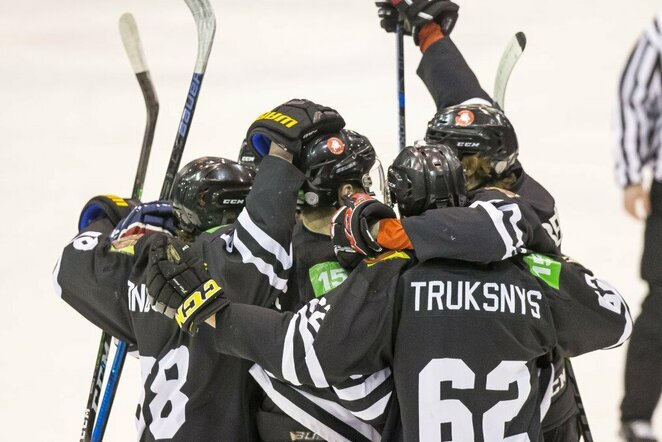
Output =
[{"x1": 53, "y1": 1, "x2": 633, "y2": 441}]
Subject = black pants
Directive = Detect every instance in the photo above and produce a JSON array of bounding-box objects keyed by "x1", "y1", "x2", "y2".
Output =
[{"x1": 621, "y1": 180, "x2": 662, "y2": 422}]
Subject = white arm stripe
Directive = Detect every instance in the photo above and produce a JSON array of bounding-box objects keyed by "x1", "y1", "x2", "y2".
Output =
[
  {"x1": 282, "y1": 313, "x2": 302, "y2": 386},
  {"x1": 232, "y1": 234, "x2": 288, "y2": 292},
  {"x1": 333, "y1": 368, "x2": 392, "y2": 401},
  {"x1": 237, "y1": 209, "x2": 293, "y2": 269},
  {"x1": 298, "y1": 300, "x2": 329, "y2": 388},
  {"x1": 249, "y1": 365, "x2": 356, "y2": 442}
]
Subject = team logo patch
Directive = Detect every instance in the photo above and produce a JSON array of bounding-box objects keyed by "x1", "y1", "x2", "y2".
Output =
[
  {"x1": 455, "y1": 110, "x2": 475, "y2": 127},
  {"x1": 326, "y1": 137, "x2": 345, "y2": 155}
]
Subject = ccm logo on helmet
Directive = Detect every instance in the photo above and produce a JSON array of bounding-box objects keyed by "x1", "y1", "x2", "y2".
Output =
[
  {"x1": 457, "y1": 142, "x2": 480, "y2": 148},
  {"x1": 222, "y1": 199, "x2": 244, "y2": 205},
  {"x1": 255, "y1": 111, "x2": 298, "y2": 128}
]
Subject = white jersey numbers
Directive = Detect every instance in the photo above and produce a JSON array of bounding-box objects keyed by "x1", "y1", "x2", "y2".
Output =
[
  {"x1": 419, "y1": 358, "x2": 531, "y2": 441},
  {"x1": 137, "y1": 346, "x2": 190, "y2": 440}
]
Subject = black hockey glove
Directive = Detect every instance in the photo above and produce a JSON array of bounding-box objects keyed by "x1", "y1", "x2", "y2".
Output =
[
  {"x1": 331, "y1": 193, "x2": 397, "y2": 270},
  {"x1": 147, "y1": 235, "x2": 229, "y2": 335},
  {"x1": 78, "y1": 195, "x2": 139, "y2": 229},
  {"x1": 247, "y1": 99, "x2": 345, "y2": 160},
  {"x1": 390, "y1": 0, "x2": 459, "y2": 44},
  {"x1": 375, "y1": 1, "x2": 403, "y2": 34}
]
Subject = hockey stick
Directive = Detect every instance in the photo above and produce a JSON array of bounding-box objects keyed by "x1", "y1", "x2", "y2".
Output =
[
  {"x1": 565, "y1": 358, "x2": 593, "y2": 441},
  {"x1": 160, "y1": 0, "x2": 216, "y2": 200},
  {"x1": 493, "y1": 32, "x2": 526, "y2": 110},
  {"x1": 396, "y1": 25, "x2": 406, "y2": 151},
  {"x1": 80, "y1": 13, "x2": 160, "y2": 442},
  {"x1": 82, "y1": 13, "x2": 161, "y2": 442},
  {"x1": 92, "y1": 3, "x2": 214, "y2": 437}
]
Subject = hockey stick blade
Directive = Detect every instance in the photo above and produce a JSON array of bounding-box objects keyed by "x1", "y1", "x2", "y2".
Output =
[
  {"x1": 160, "y1": 0, "x2": 216, "y2": 200},
  {"x1": 119, "y1": 12, "x2": 160, "y2": 200},
  {"x1": 493, "y1": 32, "x2": 526, "y2": 111},
  {"x1": 83, "y1": 14, "x2": 161, "y2": 442}
]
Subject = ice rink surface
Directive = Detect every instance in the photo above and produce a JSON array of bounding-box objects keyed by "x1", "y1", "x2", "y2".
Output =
[{"x1": 1, "y1": 0, "x2": 660, "y2": 440}]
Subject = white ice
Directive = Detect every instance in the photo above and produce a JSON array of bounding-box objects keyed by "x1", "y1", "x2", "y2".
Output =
[{"x1": 1, "y1": 0, "x2": 659, "y2": 440}]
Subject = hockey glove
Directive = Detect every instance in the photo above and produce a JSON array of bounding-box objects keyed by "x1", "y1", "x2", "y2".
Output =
[
  {"x1": 391, "y1": 0, "x2": 459, "y2": 44},
  {"x1": 247, "y1": 99, "x2": 345, "y2": 160},
  {"x1": 111, "y1": 200, "x2": 177, "y2": 240},
  {"x1": 78, "y1": 195, "x2": 139, "y2": 230},
  {"x1": 331, "y1": 193, "x2": 397, "y2": 270},
  {"x1": 147, "y1": 235, "x2": 229, "y2": 335},
  {"x1": 375, "y1": 1, "x2": 403, "y2": 33},
  {"x1": 331, "y1": 209, "x2": 365, "y2": 271}
]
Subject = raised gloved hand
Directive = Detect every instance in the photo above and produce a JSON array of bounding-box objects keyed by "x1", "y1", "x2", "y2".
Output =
[
  {"x1": 147, "y1": 235, "x2": 228, "y2": 335},
  {"x1": 247, "y1": 99, "x2": 345, "y2": 160},
  {"x1": 386, "y1": 0, "x2": 459, "y2": 44},
  {"x1": 331, "y1": 193, "x2": 397, "y2": 269},
  {"x1": 78, "y1": 195, "x2": 139, "y2": 229},
  {"x1": 375, "y1": 1, "x2": 402, "y2": 34},
  {"x1": 111, "y1": 200, "x2": 177, "y2": 240}
]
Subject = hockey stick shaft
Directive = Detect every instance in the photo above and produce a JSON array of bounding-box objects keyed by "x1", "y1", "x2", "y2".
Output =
[
  {"x1": 91, "y1": 341, "x2": 128, "y2": 442},
  {"x1": 493, "y1": 32, "x2": 526, "y2": 110},
  {"x1": 396, "y1": 25, "x2": 406, "y2": 151},
  {"x1": 160, "y1": 0, "x2": 215, "y2": 200},
  {"x1": 81, "y1": 13, "x2": 160, "y2": 442},
  {"x1": 80, "y1": 335, "x2": 110, "y2": 442},
  {"x1": 565, "y1": 358, "x2": 593, "y2": 441}
]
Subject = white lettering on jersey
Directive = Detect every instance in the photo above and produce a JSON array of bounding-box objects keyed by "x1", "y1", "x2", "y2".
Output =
[
  {"x1": 411, "y1": 280, "x2": 542, "y2": 318},
  {"x1": 128, "y1": 280, "x2": 151, "y2": 313},
  {"x1": 71, "y1": 231, "x2": 103, "y2": 251},
  {"x1": 541, "y1": 207, "x2": 562, "y2": 247}
]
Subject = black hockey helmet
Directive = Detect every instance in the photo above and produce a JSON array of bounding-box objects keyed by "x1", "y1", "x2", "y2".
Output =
[
  {"x1": 388, "y1": 143, "x2": 467, "y2": 217},
  {"x1": 299, "y1": 129, "x2": 377, "y2": 208},
  {"x1": 237, "y1": 138, "x2": 262, "y2": 171},
  {"x1": 426, "y1": 104, "x2": 518, "y2": 175},
  {"x1": 172, "y1": 157, "x2": 255, "y2": 235}
]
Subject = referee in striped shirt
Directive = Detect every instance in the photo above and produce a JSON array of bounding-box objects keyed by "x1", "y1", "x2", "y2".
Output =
[{"x1": 616, "y1": 14, "x2": 662, "y2": 442}]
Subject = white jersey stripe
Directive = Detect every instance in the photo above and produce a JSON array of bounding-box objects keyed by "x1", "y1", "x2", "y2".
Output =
[
  {"x1": 333, "y1": 368, "x2": 392, "y2": 401},
  {"x1": 298, "y1": 300, "x2": 330, "y2": 388},
  {"x1": 282, "y1": 312, "x2": 302, "y2": 386},
  {"x1": 232, "y1": 234, "x2": 288, "y2": 292},
  {"x1": 249, "y1": 365, "x2": 353, "y2": 442},
  {"x1": 237, "y1": 210, "x2": 293, "y2": 269}
]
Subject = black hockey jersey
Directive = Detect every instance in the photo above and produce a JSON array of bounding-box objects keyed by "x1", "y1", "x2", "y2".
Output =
[
  {"x1": 53, "y1": 156, "x2": 304, "y2": 441},
  {"x1": 211, "y1": 251, "x2": 631, "y2": 441}
]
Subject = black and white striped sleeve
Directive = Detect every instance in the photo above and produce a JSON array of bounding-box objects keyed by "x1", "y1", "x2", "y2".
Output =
[
  {"x1": 249, "y1": 365, "x2": 391, "y2": 442},
  {"x1": 199, "y1": 156, "x2": 304, "y2": 306},
  {"x1": 614, "y1": 15, "x2": 662, "y2": 187},
  {"x1": 401, "y1": 190, "x2": 558, "y2": 264}
]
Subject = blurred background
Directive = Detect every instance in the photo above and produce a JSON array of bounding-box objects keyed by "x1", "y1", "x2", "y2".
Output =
[{"x1": 1, "y1": 0, "x2": 659, "y2": 439}]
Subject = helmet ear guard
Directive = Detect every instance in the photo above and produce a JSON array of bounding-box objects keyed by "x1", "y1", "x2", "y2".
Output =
[{"x1": 388, "y1": 143, "x2": 468, "y2": 217}]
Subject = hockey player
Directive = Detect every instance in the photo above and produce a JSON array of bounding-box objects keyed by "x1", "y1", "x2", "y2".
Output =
[
  {"x1": 372, "y1": 2, "x2": 574, "y2": 439},
  {"x1": 248, "y1": 126, "x2": 385, "y2": 440},
  {"x1": 146, "y1": 143, "x2": 632, "y2": 441},
  {"x1": 52, "y1": 131, "x2": 318, "y2": 440}
]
